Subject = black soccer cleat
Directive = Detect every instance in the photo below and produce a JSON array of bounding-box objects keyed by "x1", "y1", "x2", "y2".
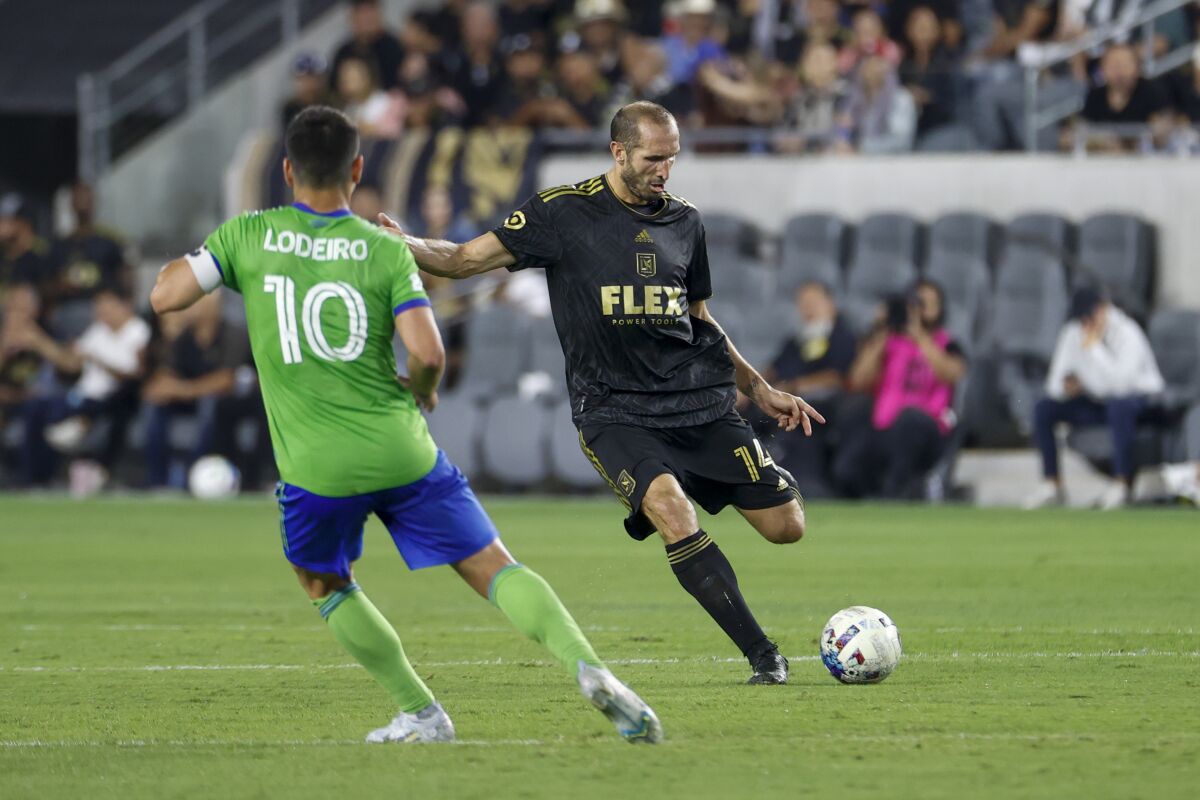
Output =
[{"x1": 747, "y1": 642, "x2": 789, "y2": 685}]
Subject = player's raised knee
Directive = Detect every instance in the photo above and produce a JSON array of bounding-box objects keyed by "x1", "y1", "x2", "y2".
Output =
[{"x1": 768, "y1": 505, "x2": 806, "y2": 544}]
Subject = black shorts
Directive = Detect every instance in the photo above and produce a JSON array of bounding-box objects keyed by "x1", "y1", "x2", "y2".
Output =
[{"x1": 578, "y1": 412, "x2": 802, "y2": 540}]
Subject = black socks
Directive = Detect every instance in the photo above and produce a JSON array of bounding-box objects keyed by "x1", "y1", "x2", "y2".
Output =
[{"x1": 665, "y1": 530, "x2": 769, "y2": 658}]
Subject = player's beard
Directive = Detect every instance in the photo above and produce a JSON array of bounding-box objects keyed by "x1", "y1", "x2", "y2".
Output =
[{"x1": 619, "y1": 164, "x2": 661, "y2": 204}]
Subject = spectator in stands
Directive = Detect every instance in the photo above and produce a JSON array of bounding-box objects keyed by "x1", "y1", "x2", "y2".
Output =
[
  {"x1": 335, "y1": 55, "x2": 403, "y2": 139},
  {"x1": 48, "y1": 183, "x2": 132, "y2": 333},
  {"x1": 837, "y1": 8, "x2": 903, "y2": 76},
  {"x1": 607, "y1": 37, "x2": 697, "y2": 124},
  {"x1": 494, "y1": 34, "x2": 557, "y2": 124},
  {"x1": 399, "y1": 9, "x2": 446, "y2": 57},
  {"x1": 887, "y1": 0, "x2": 964, "y2": 53},
  {"x1": 499, "y1": 0, "x2": 556, "y2": 44},
  {"x1": 662, "y1": 0, "x2": 728, "y2": 85},
  {"x1": 575, "y1": 0, "x2": 627, "y2": 85},
  {"x1": 978, "y1": 0, "x2": 1059, "y2": 64},
  {"x1": 1027, "y1": 287, "x2": 1166, "y2": 510},
  {"x1": 763, "y1": 281, "x2": 857, "y2": 497},
  {"x1": 281, "y1": 53, "x2": 333, "y2": 131},
  {"x1": 13, "y1": 285, "x2": 149, "y2": 492},
  {"x1": 835, "y1": 279, "x2": 968, "y2": 499},
  {"x1": 330, "y1": 0, "x2": 405, "y2": 91},
  {"x1": 426, "y1": 0, "x2": 469, "y2": 52},
  {"x1": 0, "y1": 284, "x2": 43, "y2": 416},
  {"x1": 899, "y1": 6, "x2": 960, "y2": 142},
  {"x1": 697, "y1": 57, "x2": 784, "y2": 128},
  {"x1": 141, "y1": 293, "x2": 249, "y2": 488},
  {"x1": 777, "y1": 42, "x2": 847, "y2": 152},
  {"x1": 774, "y1": 0, "x2": 853, "y2": 64},
  {"x1": 0, "y1": 194, "x2": 52, "y2": 300},
  {"x1": 445, "y1": 0, "x2": 506, "y2": 126},
  {"x1": 836, "y1": 54, "x2": 918, "y2": 153},
  {"x1": 1071, "y1": 43, "x2": 1174, "y2": 153},
  {"x1": 554, "y1": 50, "x2": 613, "y2": 128}
]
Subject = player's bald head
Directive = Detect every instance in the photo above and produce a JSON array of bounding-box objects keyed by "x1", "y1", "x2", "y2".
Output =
[
  {"x1": 285, "y1": 106, "x2": 361, "y2": 189},
  {"x1": 610, "y1": 101, "x2": 677, "y2": 154}
]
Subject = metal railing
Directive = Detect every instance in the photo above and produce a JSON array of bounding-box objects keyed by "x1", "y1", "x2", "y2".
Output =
[
  {"x1": 77, "y1": 0, "x2": 332, "y2": 180},
  {"x1": 1021, "y1": 0, "x2": 1196, "y2": 151}
]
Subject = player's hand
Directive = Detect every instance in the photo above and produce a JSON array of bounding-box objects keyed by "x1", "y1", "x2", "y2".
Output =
[
  {"x1": 397, "y1": 375, "x2": 438, "y2": 412},
  {"x1": 754, "y1": 384, "x2": 826, "y2": 436},
  {"x1": 376, "y1": 213, "x2": 406, "y2": 236}
]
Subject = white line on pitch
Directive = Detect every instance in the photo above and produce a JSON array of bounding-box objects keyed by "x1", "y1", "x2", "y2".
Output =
[
  {"x1": 2, "y1": 650, "x2": 1198, "y2": 674},
  {"x1": 3, "y1": 731, "x2": 1197, "y2": 750}
]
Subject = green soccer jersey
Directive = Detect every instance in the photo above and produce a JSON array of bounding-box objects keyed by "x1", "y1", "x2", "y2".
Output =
[{"x1": 186, "y1": 203, "x2": 438, "y2": 496}]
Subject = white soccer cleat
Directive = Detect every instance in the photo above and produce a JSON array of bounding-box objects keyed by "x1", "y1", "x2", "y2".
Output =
[
  {"x1": 1023, "y1": 482, "x2": 1066, "y2": 510},
  {"x1": 577, "y1": 662, "x2": 663, "y2": 744},
  {"x1": 1161, "y1": 463, "x2": 1200, "y2": 505},
  {"x1": 365, "y1": 701, "x2": 455, "y2": 744},
  {"x1": 1096, "y1": 481, "x2": 1131, "y2": 511}
]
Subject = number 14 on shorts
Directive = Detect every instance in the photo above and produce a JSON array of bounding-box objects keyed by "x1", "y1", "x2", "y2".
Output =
[{"x1": 734, "y1": 440, "x2": 774, "y2": 482}]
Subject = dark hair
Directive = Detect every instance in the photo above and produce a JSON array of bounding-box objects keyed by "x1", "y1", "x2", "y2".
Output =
[
  {"x1": 284, "y1": 106, "x2": 360, "y2": 188},
  {"x1": 609, "y1": 101, "x2": 676, "y2": 152},
  {"x1": 1069, "y1": 286, "x2": 1106, "y2": 321},
  {"x1": 913, "y1": 278, "x2": 946, "y2": 327}
]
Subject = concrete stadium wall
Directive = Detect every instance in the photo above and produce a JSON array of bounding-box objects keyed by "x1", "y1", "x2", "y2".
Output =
[{"x1": 541, "y1": 155, "x2": 1200, "y2": 310}]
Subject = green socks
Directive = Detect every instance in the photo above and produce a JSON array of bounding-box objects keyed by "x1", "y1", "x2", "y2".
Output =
[
  {"x1": 315, "y1": 583, "x2": 434, "y2": 713},
  {"x1": 489, "y1": 564, "x2": 603, "y2": 677}
]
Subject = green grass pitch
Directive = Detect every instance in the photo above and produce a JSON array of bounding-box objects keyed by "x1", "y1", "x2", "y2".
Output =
[{"x1": 1, "y1": 497, "x2": 1197, "y2": 799}]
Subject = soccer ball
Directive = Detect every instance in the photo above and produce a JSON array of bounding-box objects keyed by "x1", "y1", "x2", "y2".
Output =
[
  {"x1": 187, "y1": 455, "x2": 241, "y2": 500},
  {"x1": 820, "y1": 606, "x2": 902, "y2": 684}
]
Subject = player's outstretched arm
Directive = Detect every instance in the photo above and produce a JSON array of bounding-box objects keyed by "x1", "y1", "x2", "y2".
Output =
[
  {"x1": 377, "y1": 213, "x2": 515, "y2": 279},
  {"x1": 150, "y1": 258, "x2": 206, "y2": 315},
  {"x1": 691, "y1": 299, "x2": 826, "y2": 436}
]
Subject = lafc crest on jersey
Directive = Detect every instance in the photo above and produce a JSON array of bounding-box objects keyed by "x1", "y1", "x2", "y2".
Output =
[{"x1": 636, "y1": 252, "x2": 656, "y2": 277}]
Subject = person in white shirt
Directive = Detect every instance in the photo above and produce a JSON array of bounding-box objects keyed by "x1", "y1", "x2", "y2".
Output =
[
  {"x1": 16, "y1": 285, "x2": 150, "y2": 491},
  {"x1": 1027, "y1": 287, "x2": 1165, "y2": 510}
]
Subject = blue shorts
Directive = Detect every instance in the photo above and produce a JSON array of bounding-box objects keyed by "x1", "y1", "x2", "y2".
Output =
[{"x1": 275, "y1": 451, "x2": 499, "y2": 578}]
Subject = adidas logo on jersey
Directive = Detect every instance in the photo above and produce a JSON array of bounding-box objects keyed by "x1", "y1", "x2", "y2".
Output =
[{"x1": 634, "y1": 229, "x2": 654, "y2": 243}]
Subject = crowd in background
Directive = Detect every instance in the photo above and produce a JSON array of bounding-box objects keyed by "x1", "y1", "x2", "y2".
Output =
[
  {"x1": 0, "y1": 187, "x2": 271, "y2": 494},
  {"x1": 278, "y1": 0, "x2": 1200, "y2": 155},
  {"x1": 2, "y1": 0, "x2": 1199, "y2": 502}
]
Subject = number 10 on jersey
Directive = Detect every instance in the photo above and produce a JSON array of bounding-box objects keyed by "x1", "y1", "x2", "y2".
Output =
[{"x1": 264, "y1": 275, "x2": 369, "y2": 364}]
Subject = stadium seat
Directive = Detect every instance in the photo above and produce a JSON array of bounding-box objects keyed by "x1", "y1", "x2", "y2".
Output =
[
  {"x1": 454, "y1": 304, "x2": 532, "y2": 397},
  {"x1": 1077, "y1": 213, "x2": 1155, "y2": 322},
  {"x1": 547, "y1": 398, "x2": 606, "y2": 490},
  {"x1": 740, "y1": 299, "x2": 799, "y2": 368},
  {"x1": 842, "y1": 213, "x2": 921, "y2": 335},
  {"x1": 707, "y1": 249, "x2": 773, "y2": 307},
  {"x1": 479, "y1": 395, "x2": 549, "y2": 488},
  {"x1": 925, "y1": 212, "x2": 996, "y2": 349},
  {"x1": 526, "y1": 315, "x2": 568, "y2": 397},
  {"x1": 423, "y1": 393, "x2": 482, "y2": 480},
  {"x1": 779, "y1": 213, "x2": 847, "y2": 295},
  {"x1": 991, "y1": 231, "x2": 1069, "y2": 433},
  {"x1": 702, "y1": 212, "x2": 760, "y2": 255},
  {"x1": 1005, "y1": 212, "x2": 1073, "y2": 266}
]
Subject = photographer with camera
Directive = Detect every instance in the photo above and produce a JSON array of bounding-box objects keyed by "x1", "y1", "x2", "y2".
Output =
[{"x1": 834, "y1": 279, "x2": 967, "y2": 499}]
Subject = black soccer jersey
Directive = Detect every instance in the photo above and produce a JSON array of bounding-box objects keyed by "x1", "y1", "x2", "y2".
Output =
[{"x1": 492, "y1": 174, "x2": 737, "y2": 429}]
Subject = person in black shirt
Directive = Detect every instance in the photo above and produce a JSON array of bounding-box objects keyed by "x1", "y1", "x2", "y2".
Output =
[
  {"x1": 380, "y1": 101, "x2": 825, "y2": 686},
  {"x1": 1076, "y1": 43, "x2": 1173, "y2": 152},
  {"x1": 329, "y1": 0, "x2": 405, "y2": 91},
  {"x1": 48, "y1": 183, "x2": 132, "y2": 322},
  {"x1": 142, "y1": 293, "x2": 250, "y2": 488},
  {"x1": 760, "y1": 281, "x2": 856, "y2": 497},
  {"x1": 0, "y1": 194, "x2": 53, "y2": 301}
]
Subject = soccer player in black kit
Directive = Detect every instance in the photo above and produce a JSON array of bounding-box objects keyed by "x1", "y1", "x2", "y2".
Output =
[{"x1": 379, "y1": 101, "x2": 824, "y2": 684}]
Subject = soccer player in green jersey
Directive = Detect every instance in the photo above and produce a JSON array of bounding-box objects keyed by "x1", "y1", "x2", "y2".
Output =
[{"x1": 149, "y1": 107, "x2": 661, "y2": 744}]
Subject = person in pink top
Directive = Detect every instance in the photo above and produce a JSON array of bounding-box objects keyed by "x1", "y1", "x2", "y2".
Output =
[{"x1": 835, "y1": 279, "x2": 968, "y2": 498}]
